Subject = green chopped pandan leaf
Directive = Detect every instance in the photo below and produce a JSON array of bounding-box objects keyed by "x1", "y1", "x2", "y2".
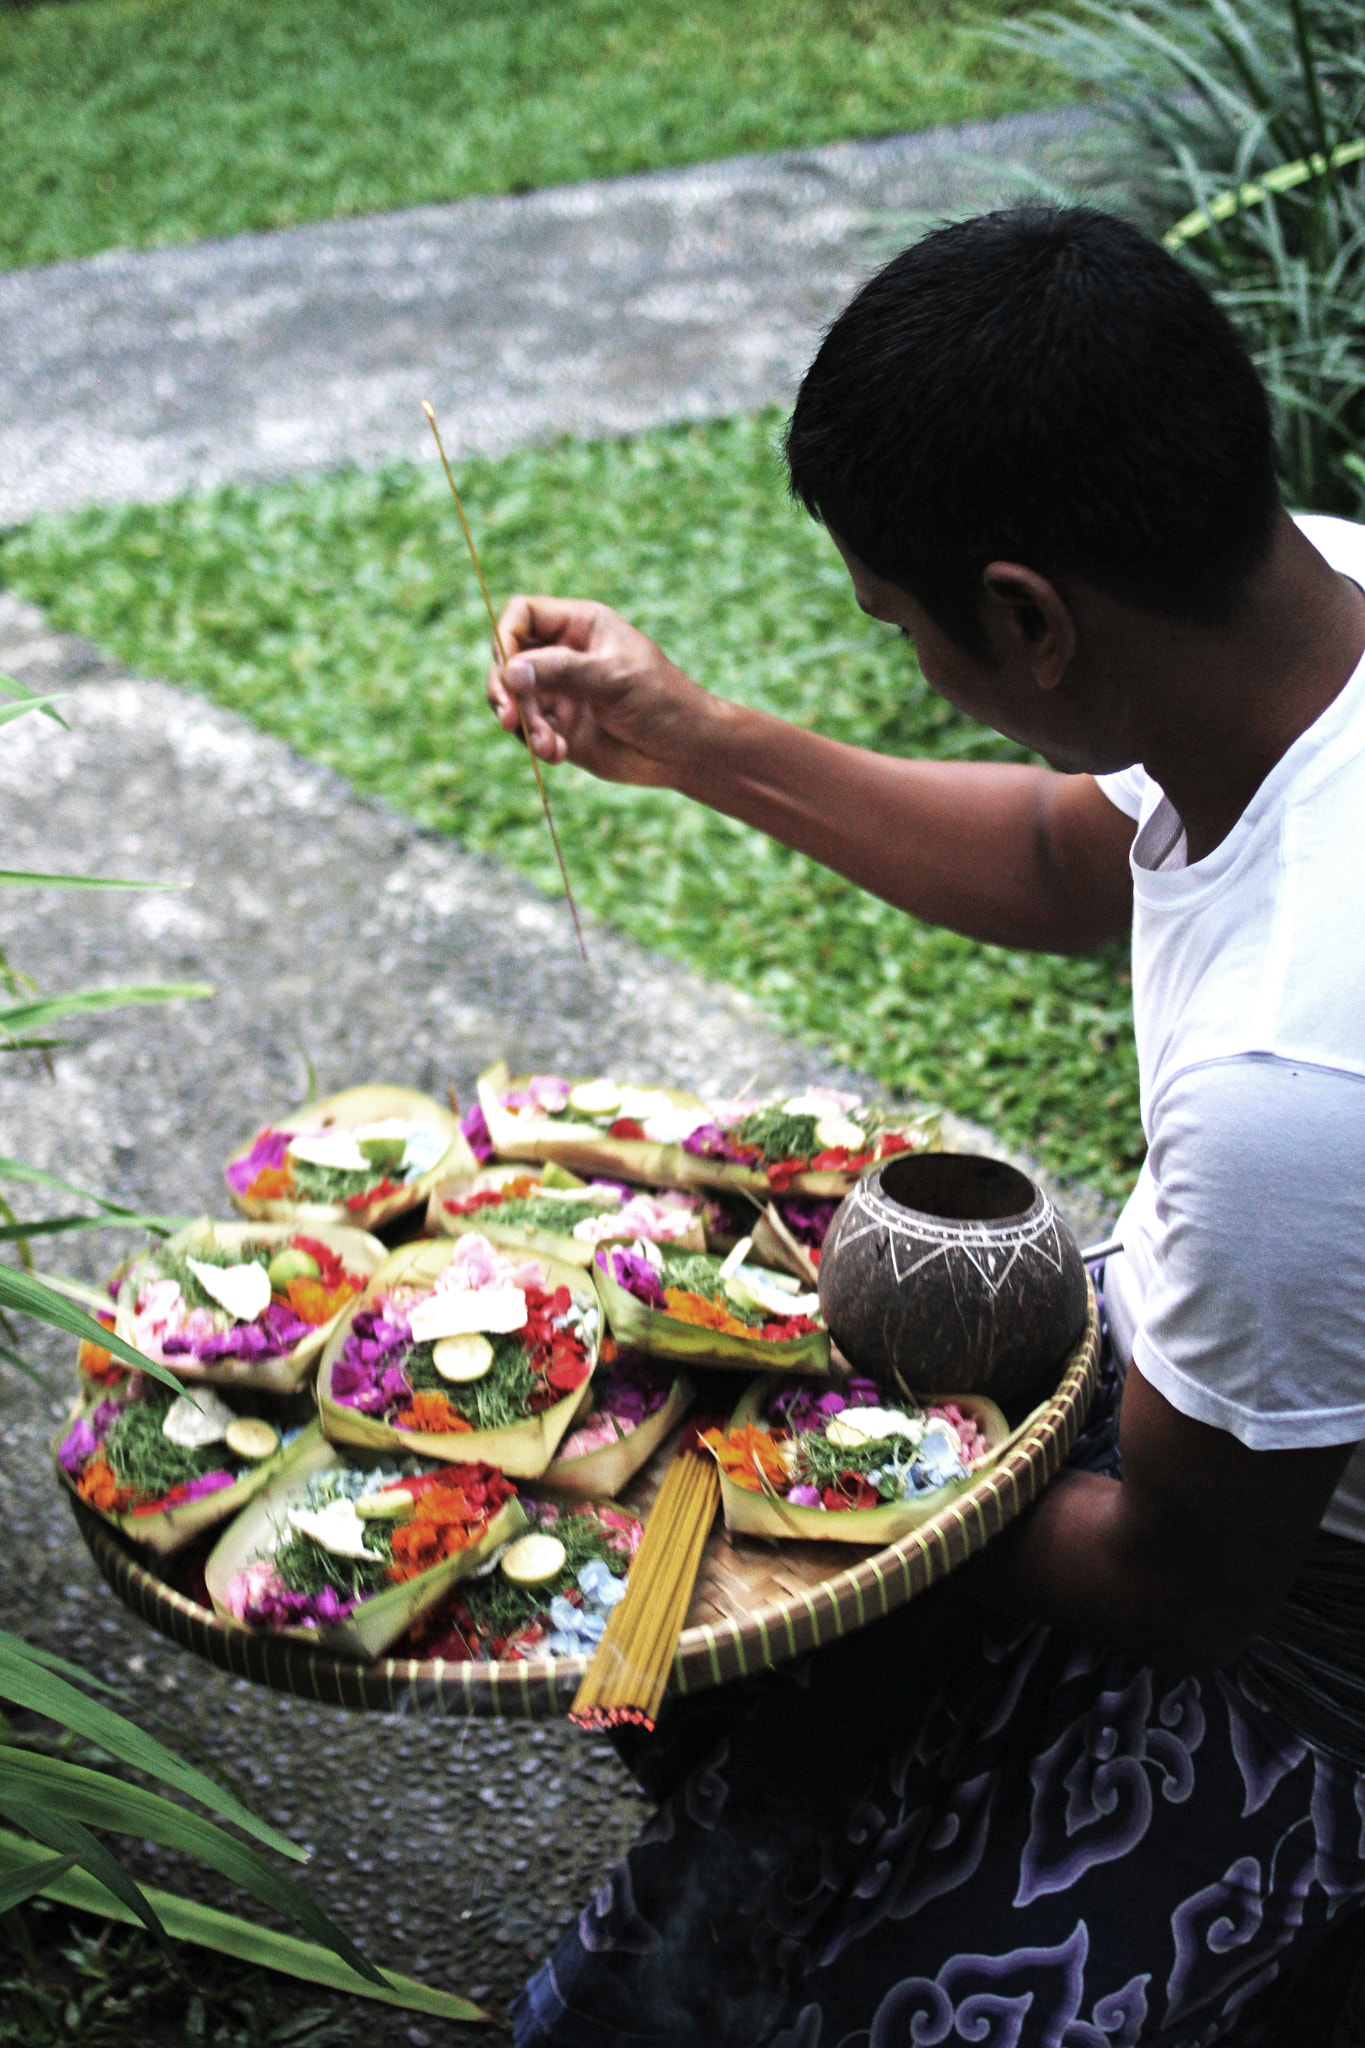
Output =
[{"x1": 0, "y1": 1829, "x2": 487, "y2": 2020}]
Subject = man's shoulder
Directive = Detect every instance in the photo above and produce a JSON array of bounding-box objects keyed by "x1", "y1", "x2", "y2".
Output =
[{"x1": 1294, "y1": 511, "x2": 1365, "y2": 579}]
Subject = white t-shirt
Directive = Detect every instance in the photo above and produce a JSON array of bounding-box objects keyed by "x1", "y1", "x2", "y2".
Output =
[{"x1": 1098, "y1": 513, "x2": 1365, "y2": 1542}]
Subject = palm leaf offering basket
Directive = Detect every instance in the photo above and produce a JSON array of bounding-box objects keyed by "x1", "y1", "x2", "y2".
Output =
[{"x1": 68, "y1": 1283, "x2": 1100, "y2": 1720}]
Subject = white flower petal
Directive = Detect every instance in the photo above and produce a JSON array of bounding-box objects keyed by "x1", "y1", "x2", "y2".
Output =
[
  {"x1": 186, "y1": 1257, "x2": 272, "y2": 1324},
  {"x1": 162, "y1": 1386, "x2": 238, "y2": 1448}
]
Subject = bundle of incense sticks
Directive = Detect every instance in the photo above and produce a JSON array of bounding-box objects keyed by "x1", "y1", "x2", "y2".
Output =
[{"x1": 570, "y1": 1441, "x2": 721, "y2": 1731}]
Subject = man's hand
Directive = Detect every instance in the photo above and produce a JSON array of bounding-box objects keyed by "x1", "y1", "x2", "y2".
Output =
[
  {"x1": 485, "y1": 591, "x2": 1134, "y2": 955},
  {"x1": 487, "y1": 596, "x2": 715, "y2": 788}
]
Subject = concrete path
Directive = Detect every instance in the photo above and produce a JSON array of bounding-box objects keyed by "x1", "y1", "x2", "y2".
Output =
[{"x1": 0, "y1": 109, "x2": 1098, "y2": 526}]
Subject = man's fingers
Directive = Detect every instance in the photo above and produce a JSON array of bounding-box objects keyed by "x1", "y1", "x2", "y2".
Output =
[
  {"x1": 501, "y1": 643, "x2": 611, "y2": 700},
  {"x1": 496, "y1": 593, "x2": 601, "y2": 658}
]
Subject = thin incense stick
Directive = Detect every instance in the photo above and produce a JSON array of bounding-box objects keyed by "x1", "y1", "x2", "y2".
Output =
[{"x1": 422, "y1": 401, "x2": 589, "y2": 964}]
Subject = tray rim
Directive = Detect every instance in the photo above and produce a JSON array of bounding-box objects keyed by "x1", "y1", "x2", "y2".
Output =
[{"x1": 68, "y1": 1284, "x2": 1099, "y2": 1721}]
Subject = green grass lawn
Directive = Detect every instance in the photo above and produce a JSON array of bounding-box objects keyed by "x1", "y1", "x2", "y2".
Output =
[
  {"x1": 0, "y1": 0, "x2": 1065, "y2": 271},
  {"x1": 0, "y1": 413, "x2": 1141, "y2": 1198}
]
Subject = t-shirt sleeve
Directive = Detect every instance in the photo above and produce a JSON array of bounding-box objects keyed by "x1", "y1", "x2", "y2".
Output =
[
  {"x1": 1131, "y1": 1055, "x2": 1365, "y2": 1449},
  {"x1": 1094, "y1": 766, "x2": 1148, "y2": 820}
]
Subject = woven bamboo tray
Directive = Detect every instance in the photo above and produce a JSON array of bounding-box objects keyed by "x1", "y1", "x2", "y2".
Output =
[{"x1": 69, "y1": 1285, "x2": 1099, "y2": 1721}]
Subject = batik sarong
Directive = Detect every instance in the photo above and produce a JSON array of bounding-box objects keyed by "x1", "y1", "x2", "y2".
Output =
[{"x1": 515, "y1": 1304, "x2": 1365, "y2": 2047}]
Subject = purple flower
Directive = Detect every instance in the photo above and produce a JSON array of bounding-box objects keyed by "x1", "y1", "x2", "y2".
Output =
[
  {"x1": 682, "y1": 1122, "x2": 750, "y2": 1163},
  {"x1": 786, "y1": 1484, "x2": 821, "y2": 1508},
  {"x1": 58, "y1": 1417, "x2": 98, "y2": 1474},
  {"x1": 599, "y1": 1351, "x2": 670, "y2": 1426},
  {"x1": 225, "y1": 1128, "x2": 289, "y2": 1196},
  {"x1": 461, "y1": 1103, "x2": 494, "y2": 1163},
  {"x1": 600, "y1": 1249, "x2": 666, "y2": 1311},
  {"x1": 245, "y1": 1581, "x2": 358, "y2": 1629},
  {"x1": 775, "y1": 1197, "x2": 840, "y2": 1248},
  {"x1": 331, "y1": 1303, "x2": 413, "y2": 1414},
  {"x1": 184, "y1": 1470, "x2": 236, "y2": 1501}
]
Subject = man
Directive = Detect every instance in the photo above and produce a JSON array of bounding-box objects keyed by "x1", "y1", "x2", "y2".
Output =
[{"x1": 490, "y1": 209, "x2": 1365, "y2": 2045}]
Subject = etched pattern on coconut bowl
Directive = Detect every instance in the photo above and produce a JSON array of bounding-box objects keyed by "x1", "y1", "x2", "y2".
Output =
[{"x1": 818, "y1": 1152, "x2": 1089, "y2": 1408}]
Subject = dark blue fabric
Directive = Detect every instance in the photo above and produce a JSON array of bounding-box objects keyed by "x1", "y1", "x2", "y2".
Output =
[{"x1": 516, "y1": 1315, "x2": 1365, "y2": 2047}]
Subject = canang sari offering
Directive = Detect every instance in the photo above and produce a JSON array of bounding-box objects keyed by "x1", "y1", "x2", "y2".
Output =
[
  {"x1": 703, "y1": 1375, "x2": 1008, "y2": 1545},
  {"x1": 226, "y1": 1085, "x2": 470, "y2": 1232},
  {"x1": 116, "y1": 1219, "x2": 384, "y2": 1392},
  {"x1": 473, "y1": 1060, "x2": 939, "y2": 1200},
  {"x1": 317, "y1": 1234, "x2": 600, "y2": 1478}
]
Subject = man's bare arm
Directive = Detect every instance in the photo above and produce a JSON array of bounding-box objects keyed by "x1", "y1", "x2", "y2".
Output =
[{"x1": 488, "y1": 596, "x2": 1136, "y2": 955}]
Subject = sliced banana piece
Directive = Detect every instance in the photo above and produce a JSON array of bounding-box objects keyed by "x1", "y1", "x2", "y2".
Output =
[
  {"x1": 500, "y1": 1533, "x2": 567, "y2": 1586},
  {"x1": 813, "y1": 1114, "x2": 867, "y2": 1151},
  {"x1": 569, "y1": 1079, "x2": 622, "y2": 1116},
  {"x1": 433, "y1": 1333, "x2": 494, "y2": 1382},
  {"x1": 224, "y1": 1417, "x2": 280, "y2": 1462},
  {"x1": 355, "y1": 1487, "x2": 417, "y2": 1522}
]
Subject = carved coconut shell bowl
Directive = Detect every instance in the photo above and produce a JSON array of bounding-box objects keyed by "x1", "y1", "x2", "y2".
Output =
[{"x1": 818, "y1": 1152, "x2": 1088, "y2": 1408}]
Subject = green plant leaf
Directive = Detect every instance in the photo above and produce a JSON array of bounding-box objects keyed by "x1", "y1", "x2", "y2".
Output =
[
  {"x1": 0, "y1": 1794, "x2": 178, "y2": 1966},
  {"x1": 0, "y1": 1211, "x2": 180, "y2": 1242},
  {"x1": 0, "y1": 869, "x2": 186, "y2": 890},
  {"x1": 0, "y1": 1749, "x2": 383, "y2": 1986},
  {"x1": 0, "y1": 983, "x2": 214, "y2": 1037},
  {"x1": 0, "y1": 1264, "x2": 180, "y2": 1391},
  {"x1": 0, "y1": 1850, "x2": 79, "y2": 1915},
  {"x1": 0, "y1": 1637, "x2": 120, "y2": 1697},
  {"x1": 0, "y1": 691, "x2": 71, "y2": 727},
  {"x1": 0, "y1": 1827, "x2": 489, "y2": 2020},
  {"x1": 0, "y1": 1634, "x2": 302, "y2": 1860}
]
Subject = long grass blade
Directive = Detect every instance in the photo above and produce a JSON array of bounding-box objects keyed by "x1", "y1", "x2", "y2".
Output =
[
  {"x1": 0, "y1": 1749, "x2": 382, "y2": 1986},
  {"x1": 0, "y1": 870, "x2": 185, "y2": 891},
  {"x1": 0, "y1": 674, "x2": 69, "y2": 729},
  {"x1": 0, "y1": 1795, "x2": 178, "y2": 1966},
  {"x1": 0, "y1": 1265, "x2": 180, "y2": 1391},
  {"x1": 0, "y1": 1636, "x2": 302, "y2": 1860},
  {"x1": 0, "y1": 691, "x2": 71, "y2": 729},
  {"x1": 0, "y1": 1828, "x2": 490, "y2": 2020},
  {"x1": 0, "y1": 1211, "x2": 181, "y2": 1242},
  {"x1": 0, "y1": 983, "x2": 213, "y2": 1037},
  {"x1": 0, "y1": 1851, "x2": 78, "y2": 1916}
]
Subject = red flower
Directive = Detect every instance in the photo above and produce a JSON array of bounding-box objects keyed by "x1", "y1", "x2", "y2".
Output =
[
  {"x1": 346, "y1": 1177, "x2": 402, "y2": 1211},
  {"x1": 608, "y1": 1118, "x2": 646, "y2": 1140}
]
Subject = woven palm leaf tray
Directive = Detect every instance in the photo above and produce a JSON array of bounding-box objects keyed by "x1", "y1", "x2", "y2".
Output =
[{"x1": 69, "y1": 1288, "x2": 1099, "y2": 1722}]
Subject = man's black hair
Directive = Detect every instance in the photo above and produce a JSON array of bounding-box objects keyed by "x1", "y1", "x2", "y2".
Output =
[{"x1": 785, "y1": 206, "x2": 1281, "y2": 654}]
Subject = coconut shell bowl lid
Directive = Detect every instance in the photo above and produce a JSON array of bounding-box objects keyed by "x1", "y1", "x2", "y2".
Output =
[{"x1": 67, "y1": 1277, "x2": 1099, "y2": 1720}]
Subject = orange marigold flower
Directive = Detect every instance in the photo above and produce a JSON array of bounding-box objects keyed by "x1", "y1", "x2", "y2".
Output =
[
  {"x1": 393, "y1": 1390, "x2": 474, "y2": 1436},
  {"x1": 699, "y1": 1423, "x2": 789, "y2": 1493},
  {"x1": 285, "y1": 1275, "x2": 357, "y2": 1326},
  {"x1": 77, "y1": 1451, "x2": 134, "y2": 1514},
  {"x1": 247, "y1": 1165, "x2": 293, "y2": 1200},
  {"x1": 662, "y1": 1288, "x2": 751, "y2": 1338}
]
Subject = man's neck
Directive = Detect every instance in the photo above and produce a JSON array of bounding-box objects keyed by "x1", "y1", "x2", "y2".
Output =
[{"x1": 1132, "y1": 511, "x2": 1365, "y2": 864}]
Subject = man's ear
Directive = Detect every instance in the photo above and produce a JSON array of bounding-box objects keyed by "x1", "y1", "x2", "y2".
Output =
[{"x1": 981, "y1": 562, "x2": 1076, "y2": 692}]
